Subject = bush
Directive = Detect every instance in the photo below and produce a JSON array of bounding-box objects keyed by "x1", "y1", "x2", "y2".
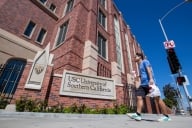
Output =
[
  {"x1": 16, "y1": 97, "x2": 28, "y2": 112},
  {"x1": 0, "y1": 96, "x2": 9, "y2": 109},
  {"x1": 15, "y1": 97, "x2": 134, "y2": 114}
]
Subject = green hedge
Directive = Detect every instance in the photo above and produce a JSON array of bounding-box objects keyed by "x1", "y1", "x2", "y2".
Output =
[{"x1": 15, "y1": 97, "x2": 134, "y2": 114}]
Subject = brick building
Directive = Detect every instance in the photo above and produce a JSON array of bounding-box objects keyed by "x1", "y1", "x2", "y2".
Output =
[{"x1": 0, "y1": 0, "x2": 163, "y2": 113}]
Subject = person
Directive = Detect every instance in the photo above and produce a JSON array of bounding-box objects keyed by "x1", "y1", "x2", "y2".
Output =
[{"x1": 127, "y1": 52, "x2": 171, "y2": 122}]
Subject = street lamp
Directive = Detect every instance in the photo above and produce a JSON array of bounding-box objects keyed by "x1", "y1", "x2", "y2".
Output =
[{"x1": 159, "y1": 0, "x2": 192, "y2": 41}]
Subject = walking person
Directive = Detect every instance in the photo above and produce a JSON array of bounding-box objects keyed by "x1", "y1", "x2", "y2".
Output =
[{"x1": 127, "y1": 52, "x2": 171, "y2": 122}]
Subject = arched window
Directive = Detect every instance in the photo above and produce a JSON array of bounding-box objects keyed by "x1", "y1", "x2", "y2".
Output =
[{"x1": 0, "y1": 59, "x2": 26, "y2": 95}]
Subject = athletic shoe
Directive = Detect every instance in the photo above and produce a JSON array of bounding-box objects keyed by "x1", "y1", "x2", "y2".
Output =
[
  {"x1": 157, "y1": 116, "x2": 171, "y2": 122},
  {"x1": 127, "y1": 113, "x2": 142, "y2": 121}
]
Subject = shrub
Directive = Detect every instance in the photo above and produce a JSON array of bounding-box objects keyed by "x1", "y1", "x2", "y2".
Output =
[
  {"x1": 15, "y1": 97, "x2": 134, "y2": 114},
  {"x1": 0, "y1": 96, "x2": 9, "y2": 109}
]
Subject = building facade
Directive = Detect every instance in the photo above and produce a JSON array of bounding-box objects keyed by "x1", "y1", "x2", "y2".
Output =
[{"x1": 0, "y1": 0, "x2": 162, "y2": 113}]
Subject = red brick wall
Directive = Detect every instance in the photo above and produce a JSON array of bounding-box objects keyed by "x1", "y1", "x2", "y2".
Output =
[
  {"x1": 0, "y1": 0, "x2": 58, "y2": 48},
  {"x1": 12, "y1": 62, "x2": 53, "y2": 103}
]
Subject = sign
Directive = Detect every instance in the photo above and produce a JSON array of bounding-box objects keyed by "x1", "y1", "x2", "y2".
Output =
[
  {"x1": 25, "y1": 44, "x2": 50, "y2": 90},
  {"x1": 164, "y1": 40, "x2": 175, "y2": 49},
  {"x1": 183, "y1": 75, "x2": 190, "y2": 86},
  {"x1": 60, "y1": 71, "x2": 116, "y2": 100}
]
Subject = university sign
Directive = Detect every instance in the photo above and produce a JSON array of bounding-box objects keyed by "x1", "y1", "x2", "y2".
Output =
[{"x1": 60, "y1": 71, "x2": 116, "y2": 100}]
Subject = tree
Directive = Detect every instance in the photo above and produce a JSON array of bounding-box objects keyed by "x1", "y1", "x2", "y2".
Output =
[{"x1": 163, "y1": 83, "x2": 178, "y2": 108}]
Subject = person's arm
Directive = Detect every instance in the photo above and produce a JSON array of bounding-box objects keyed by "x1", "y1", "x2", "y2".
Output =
[{"x1": 146, "y1": 66, "x2": 154, "y2": 85}]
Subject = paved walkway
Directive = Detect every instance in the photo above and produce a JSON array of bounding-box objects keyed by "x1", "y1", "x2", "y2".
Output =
[{"x1": 0, "y1": 110, "x2": 192, "y2": 128}]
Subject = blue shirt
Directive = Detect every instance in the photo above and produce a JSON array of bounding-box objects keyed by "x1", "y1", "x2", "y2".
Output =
[{"x1": 139, "y1": 59, "x2": 155, "y2": 86}]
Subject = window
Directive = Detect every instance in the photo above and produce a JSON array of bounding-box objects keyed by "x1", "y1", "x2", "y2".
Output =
[
  {"x1": 98, "y1": 10, "x2": 106, "y2": 28},
  {"x1": 36, "y1": 28, "x2": 46, "y2": 44},
  {"x1": 49, "y1": 3, "x2": 56, "y2": 12},
  {"x1": 114, "y1": 15, "x2": 123, "y2": 69},
  {"x1": 97, "y1": 34, "x2": 107, "y2": 58},
  {"x1": 56, "y1": 21, "x2": 69, "y2": 46},
  {"x1": 39, "y1": 0, "x2": 47, "y2": 4},
  {"x1": 100, "y1": 0, "x2": 106, "y2": 7},
  {"x1": 24, "y1": 21, "x2": 36, "y2": 37},
  {"x1": 0, "y1": 59, "x2": 26, "y2": 95},
  {"x1": 64, "y1": 0, "x2": 74, "y2": 14},
  {"x1": 125, "y1": 33, "x2": 133, "y2": 72}
]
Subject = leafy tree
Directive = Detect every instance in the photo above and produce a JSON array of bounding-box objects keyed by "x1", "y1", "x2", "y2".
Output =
[{"x1": 163, "y1": 83, "x2": 178, "y2": 108}]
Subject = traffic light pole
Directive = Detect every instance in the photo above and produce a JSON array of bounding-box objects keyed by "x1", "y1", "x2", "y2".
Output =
[
  {"x1": 159, "y1": 0, "x2": 192, "y2": 113},
  {"x1": 178, "y1": 67, "x2": 192, "y2": 112},
  {"x1": 172, "y1": 75, "x2": 185, "y2": 113},
  {"x1": 174, "y1": 69, "x2": 192, "y2": 114},
  {"x1": 158, "y1": 0, "x2": 188, "y2": 42},
  {"x1": 183, "y1": 84, "x2": 192, "y2": 113},
  {"x1": 158, "y1": 19, "x2": 168, "y2": 41},
  {"x1": 178, "y1": 71, "x2": 192, "y2": 113}
]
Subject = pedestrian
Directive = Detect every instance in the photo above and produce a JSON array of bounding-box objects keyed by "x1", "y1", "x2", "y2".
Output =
[{"x1": 127, "y1": 52, "x2": 171, "y2": 122}]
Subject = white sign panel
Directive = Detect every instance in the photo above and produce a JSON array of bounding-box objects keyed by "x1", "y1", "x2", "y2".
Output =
[
  {"x1": 183, "y1": 75, "x2": 190, "y2": 86},
  {"x1": 60, "y1": 71, "x2": 116, "y2": 100},
  {"x1": 25, "y1": 44, "x2": 50, "y2": 90},
  {"x1": 164, "y1": 40, "x2": 175, "y2": 49}
]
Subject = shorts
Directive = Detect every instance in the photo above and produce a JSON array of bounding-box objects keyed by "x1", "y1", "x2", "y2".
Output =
[{"x1": 135, "y1": 85, "x2": 149, "y2": 97}]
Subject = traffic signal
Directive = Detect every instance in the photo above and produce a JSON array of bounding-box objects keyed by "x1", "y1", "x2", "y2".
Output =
[
  {"x1": 176, "y1": 76, "x2": 186, "y2": 85},
  {"x1": 166, "y1": 48, "x2": 181, "y2": 74}
]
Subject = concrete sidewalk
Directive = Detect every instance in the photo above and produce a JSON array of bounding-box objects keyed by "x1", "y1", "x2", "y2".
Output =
[{"x1": 0, "y1": 110, "x2": 191, "y2": 128}]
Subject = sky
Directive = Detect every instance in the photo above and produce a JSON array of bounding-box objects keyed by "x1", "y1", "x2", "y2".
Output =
[{"x1": 114, "y1": 0, "x2": 192, "y2": 108}]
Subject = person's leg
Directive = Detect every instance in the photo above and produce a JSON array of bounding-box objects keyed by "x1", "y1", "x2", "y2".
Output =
[
  {"x1": 136, "y1": 96, "x2": 144, "y2": 114},
  {"x1": 154, "y1": 96, "x2": 171, "y2": 121},
  {"x1": 155, "y1": 96, "x2": 168, "y2": 115},
  {"x1": 136, "y1": 86, "x2": 149, "y2": 114},
  {"x1": 127, "y1": 86, "x2": 145, "y2": 121}
]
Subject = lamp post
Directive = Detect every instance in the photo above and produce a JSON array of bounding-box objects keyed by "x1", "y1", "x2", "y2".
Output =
[
  {"x1": 159, "y1": 0, "x2": 192, "y2": 114},
  {"x1": 159, "y1": 0, "x2": 192, "y2": 41}
]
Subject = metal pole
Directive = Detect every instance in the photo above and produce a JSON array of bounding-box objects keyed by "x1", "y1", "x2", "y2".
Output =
[
  {"x1": 160, "y1": 1, "x2": 186, "y2": 21},
  {"x1": 158, "y1": 19, "x2": 169, "y2": 41},
  {"x1": 171, "y1": 75, "x2": 184, "y2": 112},
  {"x1": 159, "y1": 0, "x2": 189, "y2": 42},
  {"x1": 183, "y1": 84, "x2": 192, "y2": 111},
  {"x1": 179, "y1": 69, "x2": 192, "y2": 112},
  {"x1": 160, "y1": 0, "x2": 192, "y2": 113}
]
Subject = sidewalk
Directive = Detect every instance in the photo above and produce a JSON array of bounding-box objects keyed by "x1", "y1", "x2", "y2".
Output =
[{"x1": 0, "y1": 110, "x2": 191, "y2": 128}]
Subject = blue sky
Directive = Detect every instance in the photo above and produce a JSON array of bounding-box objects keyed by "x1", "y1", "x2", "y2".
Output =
[{"x1": 114, "y1": 0, "x2": 192, "y2": 107}]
